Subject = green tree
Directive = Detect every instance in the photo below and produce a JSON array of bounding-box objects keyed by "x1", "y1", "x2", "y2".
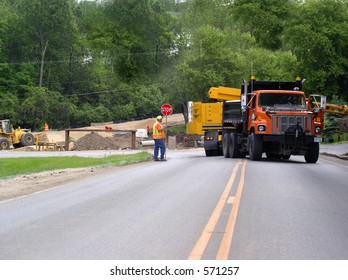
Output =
[
  {"x1": 16, "y1": 0, "x2": 78, "y2": 90},
  {"x1": 132, "y1": 85, "x2": 165, "y2": 117},
  {"x1": 175, "y1": 25, "x2": 237, "y2": 102},
  {"x1": 18, "y1": 87, "x2": 74, "y2": 130},
  {"x1": 284, "y1": 0, "x2": 348, "y2": 101},
  {"x1": 105, "y1": 0, "x2": 176, "y2": 80},
  {"x1": 230, "y1": 0, "x2": 291, "y2": 50}
]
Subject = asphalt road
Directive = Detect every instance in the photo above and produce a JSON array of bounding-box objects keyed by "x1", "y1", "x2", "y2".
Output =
[{"x1": 0, "y1": 149, "x2": 348, "y2": 260}]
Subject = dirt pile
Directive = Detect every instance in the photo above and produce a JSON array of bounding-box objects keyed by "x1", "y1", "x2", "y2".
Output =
[
  {"x1": 70, "y1": 131, "x2": 202, "y2": 151},
  {"x1": 72, "y1": 132, "x2": 134, "y2": 151},
  {"x1": 59, "y1": 113, "x2": 198, "y2": 151}
]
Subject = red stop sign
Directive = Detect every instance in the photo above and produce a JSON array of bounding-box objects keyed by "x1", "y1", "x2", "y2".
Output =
[{"x1": 161, "y1": 103, "x2": 173, "y2": 116}]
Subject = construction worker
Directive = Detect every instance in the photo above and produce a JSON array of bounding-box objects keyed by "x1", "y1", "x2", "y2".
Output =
[{"x1": 153, "y1": 115, "x2": 166, "y2": 161}]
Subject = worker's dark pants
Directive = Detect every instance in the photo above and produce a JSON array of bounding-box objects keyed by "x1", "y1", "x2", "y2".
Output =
[{"x1": 154, "y1": 139, "x2": 165, "y2": 159}]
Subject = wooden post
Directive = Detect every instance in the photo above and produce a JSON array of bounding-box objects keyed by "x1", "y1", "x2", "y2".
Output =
[
  {"x1": 131, "y1": 130, "x2": 136, "y2": 149},
  {"x1": 65, "y1": 130, "x2": 70, "y2": 151}
]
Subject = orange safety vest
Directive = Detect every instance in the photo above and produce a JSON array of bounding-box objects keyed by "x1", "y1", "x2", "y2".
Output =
[{"x1": 153, "y1": 121, "x2": 165, "y2": 139}]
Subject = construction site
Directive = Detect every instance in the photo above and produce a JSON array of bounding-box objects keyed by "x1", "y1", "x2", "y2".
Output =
[
  {"x1": 0, "y1": 114, "x2": 202, "y2": 152},
  {"x1": 0, "y1": 113, "x2": 205, "y2": 201}
]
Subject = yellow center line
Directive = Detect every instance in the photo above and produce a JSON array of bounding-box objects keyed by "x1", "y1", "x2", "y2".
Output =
[
  {"x1": 216, "y1": 159, "x2": 247, "y2": 260},
  {"x1": 187, "y1": 161, "x2": 241, "y2": 260}
]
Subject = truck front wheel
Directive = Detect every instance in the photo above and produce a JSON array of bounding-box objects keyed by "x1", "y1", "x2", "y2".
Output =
[
  {"x1": 249, "y1": 133, "x2": 263, "y2": 161},
  {"x1": 304, "y1": 142, "x2": 319, "y2": 163}
]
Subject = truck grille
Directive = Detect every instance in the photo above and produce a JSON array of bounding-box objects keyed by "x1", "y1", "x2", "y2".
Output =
[{"x1": 272, "y1": 115, "x2": 311, "y2": 134}]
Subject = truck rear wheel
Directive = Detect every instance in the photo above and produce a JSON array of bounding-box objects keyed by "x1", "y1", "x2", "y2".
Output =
[
  {"x1": 228, "y1": 132, "x2": 239, "y2": 158},
  {"x1": 304, "y1": 142, "x2": 319, "y2": 163},
  {"x1": 21, "y1": 132, "x2": 35, "y2": 146},
  {"x1": 222, "y1": 133, "x2": 230, "y2": 158},
  {"x1": 0, "y1": 137, "x2": 11, "y2": 150},
  {"x1": 249, "y1": 133, "x2": 263, "y2": 161}
]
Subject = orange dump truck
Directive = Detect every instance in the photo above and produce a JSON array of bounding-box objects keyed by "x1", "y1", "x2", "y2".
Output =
[{"x1": 187, "y1": 77, "x2": 326, "y2": 163}]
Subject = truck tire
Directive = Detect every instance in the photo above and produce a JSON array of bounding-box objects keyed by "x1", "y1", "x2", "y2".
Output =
[
  {"x1": 228, "y1": 132, "x2": 239, "y2": 158},
  {"x1": 21, "y1": 132, "x2": 35, "y2": 146},
  {"x1": 222, "y1": 133, "x2": 230, "y2": 158},
  {"x1": 248, "y1": 133, "x2": 263, "y2": 161},
  {"x1": 304, "y1": 142, "x2": 319, "y2": 163},
  {"x1": 0, "y1": 137, "x2": 11, "y2": 150}
]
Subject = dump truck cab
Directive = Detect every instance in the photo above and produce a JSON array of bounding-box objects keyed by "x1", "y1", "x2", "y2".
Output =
[{"x1": 243, "y1": 88, "x2": 325, "y2": 161}]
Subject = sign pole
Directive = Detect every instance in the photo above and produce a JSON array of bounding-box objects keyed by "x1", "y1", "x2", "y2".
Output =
[
  {"x1": 165, "y1": 115, "x2": 168, "y2": 159},
  {"x1": 161, "y1": 103, "x2": 172, "y2": 161}
]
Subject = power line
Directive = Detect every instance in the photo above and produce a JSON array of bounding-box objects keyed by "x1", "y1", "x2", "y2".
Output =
[{"x1": 0, "y1": 49, "x2": 177, "y2": 67}]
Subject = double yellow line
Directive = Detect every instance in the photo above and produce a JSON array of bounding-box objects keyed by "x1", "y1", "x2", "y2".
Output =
[{"x1": 188, "y1": 160, "x2": 247, "y2": 260}]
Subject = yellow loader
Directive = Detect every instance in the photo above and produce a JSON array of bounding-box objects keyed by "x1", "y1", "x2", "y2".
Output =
[{"x1": 0, "y1": 119, "x2": 36, "y2": 150}]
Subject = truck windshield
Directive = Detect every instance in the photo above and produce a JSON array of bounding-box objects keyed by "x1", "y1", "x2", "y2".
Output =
[{"x1": 259, "y1": 93, "x2": 306, "y2": 109}]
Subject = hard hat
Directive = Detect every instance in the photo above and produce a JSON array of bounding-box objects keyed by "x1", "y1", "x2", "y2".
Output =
[{"x1": 157, "y1": 116, "x2": 163, "y2": 120}]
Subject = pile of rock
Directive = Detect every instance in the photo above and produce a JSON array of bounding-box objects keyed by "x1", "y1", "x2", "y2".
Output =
[{"x1": 72, "y1": 132, "x2": 132, "y2": 151}]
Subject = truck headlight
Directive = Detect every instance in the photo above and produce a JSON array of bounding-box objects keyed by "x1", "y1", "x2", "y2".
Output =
[
  {"x1": 315, "y1": 126, "x2": 321, "y2": 134},
  {"x1": 258, "y1": 125, "x2": 266, "y2": 132}
]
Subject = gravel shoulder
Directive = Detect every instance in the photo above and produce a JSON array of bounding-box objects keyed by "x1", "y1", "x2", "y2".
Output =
[
  {"x1": 1, "y1": 114, "x2": 185, "y2": 202},
  {"x1": 0, "y1": 166, "x2": 122, "y2": 202}
]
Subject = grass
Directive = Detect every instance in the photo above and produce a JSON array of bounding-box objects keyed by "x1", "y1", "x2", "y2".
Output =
[{"x1": 0, "y1": 151, "x2": 152, "y2": 179}]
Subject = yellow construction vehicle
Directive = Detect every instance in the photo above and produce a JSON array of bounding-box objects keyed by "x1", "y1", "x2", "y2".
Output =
[
  {"x1": 0, "y1": 119, "x2": 36, "y2": 150},
  {"x1": 186, "y1": 86, "x2": 240, "y2": 156},
  {"x1": 187, "y1": 87, "x2": 241, "y2": 135}
]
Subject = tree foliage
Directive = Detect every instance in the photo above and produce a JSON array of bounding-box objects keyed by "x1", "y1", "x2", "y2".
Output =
[
  {"x1": 231, "y1": 0, "x2": 291, "y2": 50},
  {"x1": 0, "y1": 0, "x2": 347, "y2": 131},
  {"x1": 284, "y1": 0, "x2": 348, "y2": 100}
]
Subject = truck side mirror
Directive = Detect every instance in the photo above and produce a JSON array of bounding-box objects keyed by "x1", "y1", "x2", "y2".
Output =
[
  {"x1": 241, "y1": 94, "x2": 247, "y2": 108},
  {"x1": 187, "y1": 101, "x2": 193, "y2": 123},
  {"x1": 320, "y1": 95, "x2": 326, "y2": 109}
]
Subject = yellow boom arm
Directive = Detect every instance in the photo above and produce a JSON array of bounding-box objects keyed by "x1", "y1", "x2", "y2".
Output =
[
  {"x1": 208, "y1": 86, "x2": 241, "y2": 101},
  {"x1": 187, "y1": 87, "x2": 241, "y2": 135}
]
